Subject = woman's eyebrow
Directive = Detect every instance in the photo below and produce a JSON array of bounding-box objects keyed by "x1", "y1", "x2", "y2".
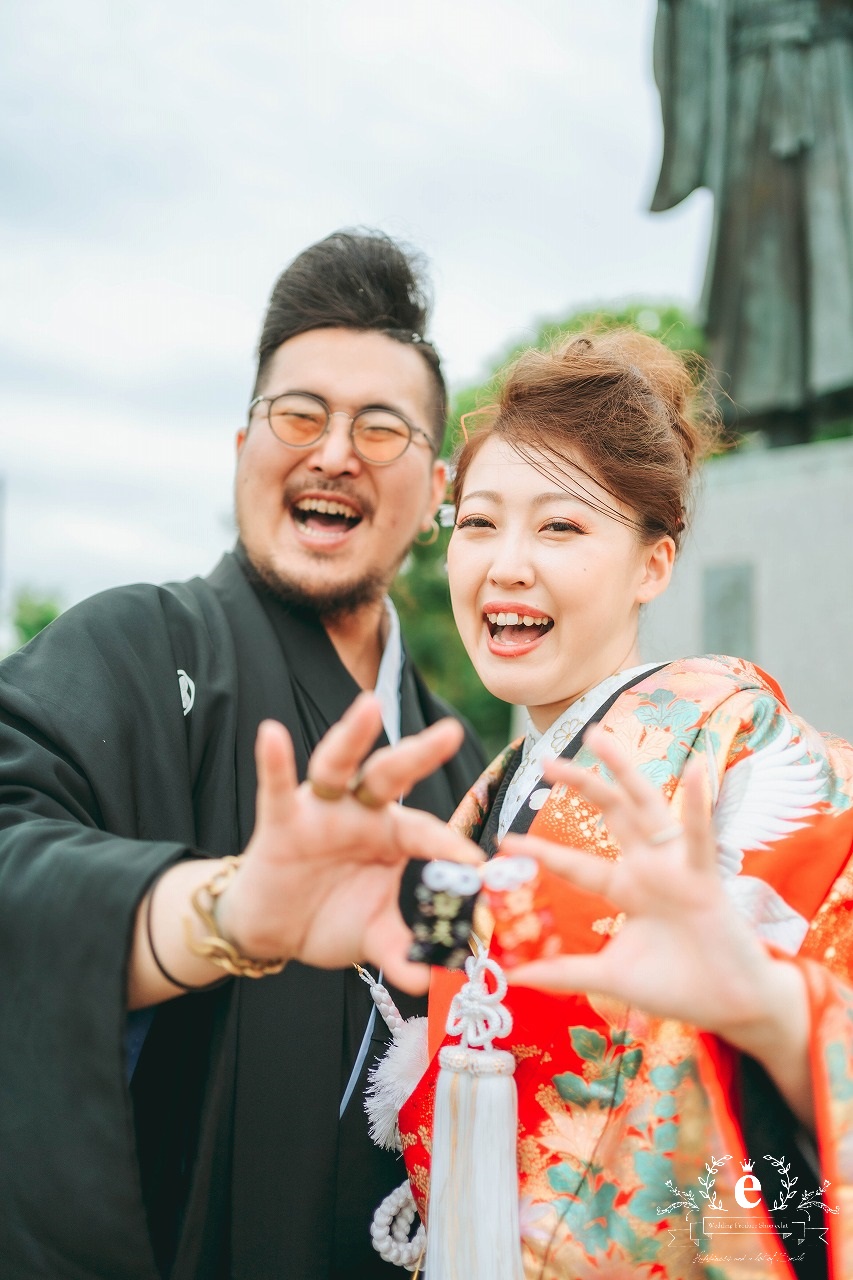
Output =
[
  {"x1": 458, "y1": 489, "x2": 589, "y2": 506},
  {"x1": 458, "y1": 489, "x2": 502, "y2": 504},
  {"x1": 531, "y1": 491, "x2": 588, "y2": 507}
]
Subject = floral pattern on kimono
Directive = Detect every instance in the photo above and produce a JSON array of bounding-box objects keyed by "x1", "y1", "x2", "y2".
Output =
[{"x1": 399, "y1": 656, "x2": 853, "y2": 1280}]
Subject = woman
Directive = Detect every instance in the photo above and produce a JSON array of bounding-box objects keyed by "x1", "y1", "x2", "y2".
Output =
[{"x1": 387, "y1": 331, "x2": 853, "y2": 1278}]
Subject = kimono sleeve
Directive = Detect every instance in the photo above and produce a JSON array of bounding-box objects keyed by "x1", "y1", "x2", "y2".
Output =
[
  {"x1": 694, "y1": 684, "x2": 853, "y2": 954},
  {"x1": 698, "y1": 684, "x2": 853, "y2": 1270},
  {"x1": 0, "y1": 586, "x2": 204, "y2": 1279}
]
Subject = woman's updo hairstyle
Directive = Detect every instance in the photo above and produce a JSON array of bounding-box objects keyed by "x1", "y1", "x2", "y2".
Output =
[{"x1": 452, "y1": 328, "x2": 722, "y2": 550}]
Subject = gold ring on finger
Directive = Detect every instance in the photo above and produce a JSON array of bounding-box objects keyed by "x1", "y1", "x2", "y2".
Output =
[
  {"x1": 349, "y1": 769, "x2": 385, "y2": 809},
  {"x1": 647, "y1": 823, "x2": 685, "y2": 846},
  {"x1": 308, "y1": 776, "x2": 348, "y2": 802}
]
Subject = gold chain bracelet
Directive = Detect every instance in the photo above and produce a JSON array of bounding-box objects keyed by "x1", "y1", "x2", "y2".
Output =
[{"x1": 183, "y1": 856, "x2": 287, "y2": 979}]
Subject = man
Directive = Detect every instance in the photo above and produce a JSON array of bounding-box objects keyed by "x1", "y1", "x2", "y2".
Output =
[{"x1": 0, "y1": 230, "x2": 485, "y2": 1279}]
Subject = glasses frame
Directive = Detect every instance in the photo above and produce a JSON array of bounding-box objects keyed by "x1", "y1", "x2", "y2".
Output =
[{"x1": 247, "y1": 391, "x2": 437, "y2": 465}]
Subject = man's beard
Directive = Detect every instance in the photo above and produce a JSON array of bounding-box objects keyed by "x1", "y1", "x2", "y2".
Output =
[{"x1": 245, "y1": 551, "x2": 393, "y2": 624}]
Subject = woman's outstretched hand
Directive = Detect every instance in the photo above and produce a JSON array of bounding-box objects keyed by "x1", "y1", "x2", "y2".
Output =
[
  {"x1": 130, "y1": 693, "x2": 482, "y2": 1006},
  {"x1": 502, "y1": 726, "x2": 813, "y2": 1126}
]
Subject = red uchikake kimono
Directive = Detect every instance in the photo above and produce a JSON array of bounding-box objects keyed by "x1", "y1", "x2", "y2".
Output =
[{"x1": 398, "y1": 657, "x2": 853, "y2": 1280}]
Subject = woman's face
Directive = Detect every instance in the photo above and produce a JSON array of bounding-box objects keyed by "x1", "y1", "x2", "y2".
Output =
[{"x1": 447, "y1": 435, "x2": 674, "y2": 732}]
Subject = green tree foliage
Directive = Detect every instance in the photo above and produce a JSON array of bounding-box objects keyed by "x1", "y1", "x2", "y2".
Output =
[
  {"x1": 395, "y1": 301, "x2": 703, "y2": 756},
  {"x1": 392, "y1": 540, "x2": 513, "y2": 761},
  {"x1": 815, "y1": 414, "x2": 853, "y2": 442},
  {"x1": 446, "y1": 300, "x2": 705, "y2": 452},
  {"x1": 13, "y1": 589, "x2": 62, "y2": 647}
]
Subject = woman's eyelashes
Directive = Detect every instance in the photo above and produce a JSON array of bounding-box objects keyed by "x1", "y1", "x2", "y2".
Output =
[
  {"x1": 455, "y1": 514, "x2": 495, "y2": 530},
  {"x1": 455, "y1": 512, "x2": 589, "y2": 534},
  {"x1": 541, "y1": 518, "x2": 587, "y2": 535}
]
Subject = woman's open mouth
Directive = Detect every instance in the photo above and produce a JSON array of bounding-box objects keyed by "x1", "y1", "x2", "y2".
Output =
[
  {"x1": 291, "y1": 495, "x2": 364, "y2": 540},
  {"x1": 484, "y1": 608, "x2": 554, "y2": 654}
]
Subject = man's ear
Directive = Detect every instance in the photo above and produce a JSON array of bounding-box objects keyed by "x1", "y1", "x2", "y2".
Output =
[
  {"x1": 637, "y1": 535, "x2": 675, "y2": 604},
  {"x1": 424, "y1": 459, "x2": 448, "y2": 527}
]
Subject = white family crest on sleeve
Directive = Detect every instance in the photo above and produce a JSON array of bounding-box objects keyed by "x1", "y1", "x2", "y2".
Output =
[
  {"x1": 177, "y1": 669, "x2": 195, "y2": 716},
  {"x1": 713, "y1": 718, "x2": 824, "y2": 951}
]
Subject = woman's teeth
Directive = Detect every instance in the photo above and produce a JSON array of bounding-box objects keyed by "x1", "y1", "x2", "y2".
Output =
[
  {"x1": 485, "y1": 611, "x2": 551, "y2": 627},
  {"x1": 484, "y1": 610, "x2": 555, "y2": 646}
]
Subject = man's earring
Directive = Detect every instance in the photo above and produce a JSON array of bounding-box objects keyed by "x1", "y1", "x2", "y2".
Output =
[{"x1": 416, "y1": 518, "x2": 440, "y2": 547}]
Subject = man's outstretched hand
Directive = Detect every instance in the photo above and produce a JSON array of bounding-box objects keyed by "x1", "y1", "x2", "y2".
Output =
[
  {"x1": 130, "y1": 693, "x2": 481, "y2": 1007},
  {"x1": 222, "y1": 693, "x2": 482, "y2": 990}
]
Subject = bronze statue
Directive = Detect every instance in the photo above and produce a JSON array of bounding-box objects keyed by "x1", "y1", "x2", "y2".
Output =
[{"x1": 651, "y1": 0, "x2": 853, "y2": 443}]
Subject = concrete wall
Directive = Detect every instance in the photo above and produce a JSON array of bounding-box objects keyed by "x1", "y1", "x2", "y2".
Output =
[{"x1": 642, "y1": 437, "x2": 853, "y2": 741}]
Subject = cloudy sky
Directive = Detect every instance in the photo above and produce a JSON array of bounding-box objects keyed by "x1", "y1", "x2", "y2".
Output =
[{"x1": 1, "y1": 0, "x2": 712, "y2": 623}]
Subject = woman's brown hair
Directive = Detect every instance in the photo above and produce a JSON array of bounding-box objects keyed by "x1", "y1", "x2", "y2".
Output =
[{"x1": 452, "y1": 328, "x2": 722, "y2": 550}]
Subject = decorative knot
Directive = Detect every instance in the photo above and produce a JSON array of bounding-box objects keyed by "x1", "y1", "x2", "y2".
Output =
[{"x1": 446, "y1": 952, "x2": 513, "y2": 1049}]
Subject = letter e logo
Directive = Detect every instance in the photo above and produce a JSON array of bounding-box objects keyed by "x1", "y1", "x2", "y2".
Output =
[{"x1": 735, "y1": 1174, "x2": 762, "y2": 1208}]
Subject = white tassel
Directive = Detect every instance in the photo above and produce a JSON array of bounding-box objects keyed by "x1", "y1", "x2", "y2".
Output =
[{"x1": 425, "y1": 950, "x2": 525, "y2": 1280}]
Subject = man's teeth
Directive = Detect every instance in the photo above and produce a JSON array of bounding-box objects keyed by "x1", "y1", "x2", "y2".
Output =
[
  {"x1": 485, "y1": 611, "x2": 552, "y2": 627},
  {"x1": 294, "y1": 497, "x2": 359, "y2": 517}
]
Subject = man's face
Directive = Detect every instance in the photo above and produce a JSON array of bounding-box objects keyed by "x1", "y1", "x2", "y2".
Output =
[{"x1": 235, "y1": 327, "x2": 446, "y2": 617}]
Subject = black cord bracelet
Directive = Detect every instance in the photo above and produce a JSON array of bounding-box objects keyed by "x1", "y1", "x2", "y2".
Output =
[{"x1": 144, "y1": 870, "x2": 229, "y2": 993}]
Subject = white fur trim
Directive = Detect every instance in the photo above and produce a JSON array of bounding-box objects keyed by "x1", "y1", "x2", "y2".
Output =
[{"x1": 364, "y1": 1016, "x2": 428, "y2": 1151}]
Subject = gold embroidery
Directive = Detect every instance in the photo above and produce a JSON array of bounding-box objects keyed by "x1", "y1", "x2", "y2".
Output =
[
  {"x1": 409, "y1": 1162, "x2": 429, "y2": 1197},
  {"x1": 513, "y1": 1042, "x2": 543, "y2": 1062},
  {"x1": 517, "y1": 1133, "x2": 554, "y2": 1186},
  {"x1": 591, "y1": 912, "x2": 626, "y2": 937},
  {"x1": 534, "y1": 1082, "x2": 564, "y2": 1115}
]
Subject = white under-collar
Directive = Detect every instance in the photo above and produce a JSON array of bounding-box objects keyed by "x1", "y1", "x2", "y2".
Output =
[
  {"x1": 373, "y1": 597, "x2": 404, "y2": 745},
  {"x1": 496, "y1": 662, "x2": 661, "y2": 843}
]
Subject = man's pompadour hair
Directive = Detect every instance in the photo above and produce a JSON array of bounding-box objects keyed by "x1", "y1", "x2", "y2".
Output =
[{"x1": 253, "y1": 228, "x2": 447, "y2": 446}]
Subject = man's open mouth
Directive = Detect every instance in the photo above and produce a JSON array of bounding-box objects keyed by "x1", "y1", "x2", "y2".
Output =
[
  {"x1": 291, "y1": 495, "x2": 364, "y2": 538},
  {"x1": 485, "y1": 610, "x2": 554, "y2": 646}
]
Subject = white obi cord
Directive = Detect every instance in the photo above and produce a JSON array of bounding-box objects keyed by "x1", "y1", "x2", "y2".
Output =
[{"x1": 339, "y1": 598, "x2": 404, "y2": 1120}]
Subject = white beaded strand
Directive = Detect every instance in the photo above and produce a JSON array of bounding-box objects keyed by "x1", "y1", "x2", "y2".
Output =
[
  {"x1": 370, "y1": 1181, "x2": 426, "y2": 1271},
  {"x1": 355, "y1": 964, "x2": 405, "y2": 1037},
  {"x1": 359, "y1": 963, "x2": 428, "y2": 1271}
]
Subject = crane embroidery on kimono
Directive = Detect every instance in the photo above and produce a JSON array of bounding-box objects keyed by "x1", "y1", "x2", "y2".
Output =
[{"x1": 712, "y1": 718, "x2": 824, "y2": 950}]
